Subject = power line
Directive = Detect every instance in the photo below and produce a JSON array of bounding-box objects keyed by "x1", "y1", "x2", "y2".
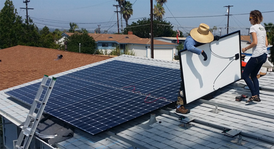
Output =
[
  {"x1": 166, "y1": 14, "x2": 226, "y2": 19},
  {"x1": 106, "y1": 23, "x2": 117, "y2": 32},
  {"x1": 165, "y1": 10, "x2": 274, "y2": 19},
  {"x1": 164, "y1": 3, "x2": 186, "y2": 34},
  {"x1": 57, "y1": 0, "x2": 113, "y2": 11},
  {"x1": 30, "y1": 16, "x2": 117, "y2": 25}
]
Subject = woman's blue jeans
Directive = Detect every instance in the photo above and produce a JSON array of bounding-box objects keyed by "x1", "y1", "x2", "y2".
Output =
[{"x1": 242, "y1": 53, "x2": 267, "y2": 96}]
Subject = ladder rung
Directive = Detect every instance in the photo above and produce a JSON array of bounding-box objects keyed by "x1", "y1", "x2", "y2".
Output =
[
  {"x1": 28, "y1": 114, "x2": 35, "y2": 120},
  {"x1": 23, "y1": 128, "x2": 31, "y2": 136},
  {"x1": 35, "y1": 99, "x2": 43, "y2": 104},
  {"x1": 41, "y1": 84, "x2": 49, "y2": 88}
]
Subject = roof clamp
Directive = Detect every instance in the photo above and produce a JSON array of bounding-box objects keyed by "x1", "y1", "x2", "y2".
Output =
[
  {"x1": 210, "y1": 104, "x2": 221, "y2": 114},
  {"x1": 223, "y1": 129, "x2": 243, "y2": 145},
  {"x1": 140, "y1": 113, "x2": 157, "y2": 129},
  {"x1": 179, "y1": 116, "x2": 194, "y2": 129}
]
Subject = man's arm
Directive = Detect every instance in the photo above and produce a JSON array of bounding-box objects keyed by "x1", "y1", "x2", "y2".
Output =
[{"x1": 185, "y1": 38, "x2": 202, "y2": 55}]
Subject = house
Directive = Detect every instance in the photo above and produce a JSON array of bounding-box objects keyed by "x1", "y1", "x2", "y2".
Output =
[
  {"x1": 1, "y1": 45, "x2": 274, "y2": 149},
  {"x1": 154, "y1": 37, "x2": 186, "y2": 44},
  {"x1": 61, "y1": 32, "x2": 178, "y2": 61}
]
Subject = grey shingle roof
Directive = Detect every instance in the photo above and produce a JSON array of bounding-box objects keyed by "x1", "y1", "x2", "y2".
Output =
[{"x1": 1, "y1": 55, "x2": 274, "y2": 149}]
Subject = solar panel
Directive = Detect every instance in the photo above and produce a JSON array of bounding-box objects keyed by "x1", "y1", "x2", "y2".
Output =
[
  {"x1": 6, "y1": 60, "x2": 181, "y2": 135},
  {"x1": 179, "y1": 31, "x2": 242, "y2": 104}
]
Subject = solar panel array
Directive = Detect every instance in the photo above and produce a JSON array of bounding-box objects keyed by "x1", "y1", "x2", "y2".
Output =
[{"x1": 6, "y1": 60, "x2": 181, "y2": 135}]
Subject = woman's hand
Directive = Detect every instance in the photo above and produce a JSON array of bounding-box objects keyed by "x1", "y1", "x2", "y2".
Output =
[{"x1": 242, "y1": 48, "x2": 246, "y2": 53}]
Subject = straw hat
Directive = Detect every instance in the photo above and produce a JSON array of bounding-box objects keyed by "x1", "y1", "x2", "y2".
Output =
[{"x1": 190, "y1": 23, "x2": 214, "y2": 43}]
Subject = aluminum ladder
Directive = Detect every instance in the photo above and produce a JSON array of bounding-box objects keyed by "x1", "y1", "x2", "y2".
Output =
[{"x1": 14, "y1": 75, "x2": 56, "y2": 149}]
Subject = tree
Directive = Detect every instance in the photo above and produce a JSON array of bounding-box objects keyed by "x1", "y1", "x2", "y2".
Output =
[
  {"x1": 116, "y1": 0, "x2": 125, "y2": 7},
  {"x1": 0, "y1": 0, "x2": 64, "y2": 50},
  {"x1": 153, "y1": 3, "x2": 165, "y2": 20},
  {"x1": 20, "y1": 19, "x2": 41, "y2": 47},
  {"x1": 153, "y1": 0, "x2": 167, "y2": 20},
  {"x1": 123, "y1": 18, "x2": 176, "y2": 38},
  {"x1": 0, "y1": 0, "x2": 23, "y2": 49},
  {"x1": 264, "y1": 23, "x2": 274, "y2": 45},
  {"x1": 174, "y1": 43, "x2": 183, "y2": 60},
  {"x1": 0, "y1": 0, "x2": 44, "y2": 49},
  {"x1": 122, "y1": 1, "x2": 133, "y2": 27},
  {"x1": 80, "y1": 28, "x2": 88, "y2": 34},
  {"x1": 40, "y1": 26, "x2": 50, "y2": 36},
  {"x1": 156, "y1": 0, "x2": 167, "y2": 5},
  {"x1": 264, "y1": 22, "x2": 274, "y2": 63},
  {"x1": 52, "y1": 29, "x2": 62, "y2": 41},
  {"x1": 67, "y1": 33, "x2": 96, "y2": 54},
  {"x1": 39, "y1": 26, "x2": 58, "y2": 49},
  {"x1": 69, "y1": 22, "x2": 79, "y2": 33}
]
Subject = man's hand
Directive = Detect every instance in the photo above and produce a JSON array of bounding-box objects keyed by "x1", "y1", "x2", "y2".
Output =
[
  {"x1": 214, "y1": 35, "x2": 220, "y2": 41},
  {"x1": 201, "y1": 51, "x2": 207, "y2": 61}
]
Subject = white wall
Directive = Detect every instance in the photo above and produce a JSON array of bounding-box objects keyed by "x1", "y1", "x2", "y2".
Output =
[
  {"x1": 56, "y1": 36, "x2": 66, "y2": 46},
  {"x1": 127, "y1": 44, "x2": 147, "y2": 58},
  {"x1": 154, "y1": 46, "x2": 175, "y2": 61}
]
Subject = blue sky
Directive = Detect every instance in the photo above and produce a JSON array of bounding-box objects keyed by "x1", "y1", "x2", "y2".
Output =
[{"x1": 1, "y1": 0, "x2": 274, "y2": 35}]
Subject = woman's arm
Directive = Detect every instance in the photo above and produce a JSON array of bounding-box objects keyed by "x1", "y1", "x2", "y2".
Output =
[
  {"x1": 265, "y1": 36, "x2": 268, "y2": 47},
  {"x1": 242, "y1": 32, "x2": 257, "y2": 53}
]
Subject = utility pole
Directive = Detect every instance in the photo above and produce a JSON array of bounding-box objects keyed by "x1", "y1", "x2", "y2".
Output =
[
  {"x1": 150, "y1": 0, "x2": 154, "y2": 58},
  {"x1": 20, "y1": 0, "x2": 34, "y2": 24},
  {"x1": 98, "y1": 25, "x2": 101, "y2": 33},
  {"x1": 120, "y1": 10, "x2": 123, "y2": 33},
  {"x1": 224, "y1": 5, "x2": 233, "y2": 34},
  {"x1": 113, "y1": 5, "x2": 120, "y2": 34}
]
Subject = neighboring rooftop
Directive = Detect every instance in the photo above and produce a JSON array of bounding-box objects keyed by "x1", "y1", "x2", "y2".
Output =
[
  {"x1": 64, "y1": 32, "x2": 177, "y2": 45},
  {"x1": 0, "y1": 45, "x2": 112, "y2": 90},
  {"x1": 241, "y1": 35, "x2": 251, "y2": 43},
  {"x1": 155, "y1": 37, "x2": 187, "y2": 40}
]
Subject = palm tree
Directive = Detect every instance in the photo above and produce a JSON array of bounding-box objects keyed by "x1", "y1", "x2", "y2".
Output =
[
  {"x1": 153, "y1": 0, "x2": 167, "y2": 20},
  {"x1": 69, "y1": 22, "x2": 79, "y2": 33},
  {"x1": 116, "y1": 0, "x2": 125, "y2": 6},
  {"x1": 122, "y1": 1, "x2": 133, "y2": 27},
  {"x1": 153, "y1": 3, "x2": 165, "y2": 20},
  {"x1": 156, "y1": 0, "x2": 167, "y2": 6}
]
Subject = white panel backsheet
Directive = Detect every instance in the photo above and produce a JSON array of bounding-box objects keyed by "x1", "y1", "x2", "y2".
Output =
[{"x1": 180, "y1": 31, "x2": 242, "y2": 104}]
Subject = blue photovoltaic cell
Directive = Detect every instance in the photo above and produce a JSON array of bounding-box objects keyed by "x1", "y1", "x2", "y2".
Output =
[{"x1": 6, "y1": 60, "x2": 181, "y2": 135}]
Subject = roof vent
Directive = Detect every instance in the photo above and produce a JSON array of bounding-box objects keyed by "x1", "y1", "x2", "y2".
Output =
[
  {"x1": 125, "y1": 36, "x2": 129, "y2": 39},
  {"x1": 109, "y1": 37, "x2": 113, "y2": 38}
]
